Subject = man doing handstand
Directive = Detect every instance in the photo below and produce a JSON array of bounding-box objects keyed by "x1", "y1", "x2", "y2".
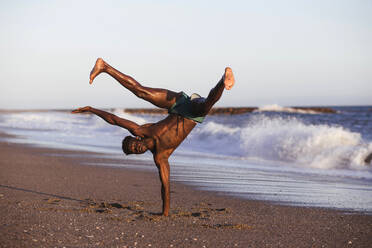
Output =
[{"x1": 72, "y1": 58, "x2": 235, "y2": 216}]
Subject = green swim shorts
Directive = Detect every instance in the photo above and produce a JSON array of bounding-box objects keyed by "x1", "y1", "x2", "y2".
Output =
[{"x1": 168, "y1": 92, "x2": 205, "y2": 123}]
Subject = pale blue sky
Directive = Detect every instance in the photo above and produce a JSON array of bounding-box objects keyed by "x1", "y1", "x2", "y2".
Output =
[{"x1": 1, "y1": 0, "x2": 371, "y2": 109}]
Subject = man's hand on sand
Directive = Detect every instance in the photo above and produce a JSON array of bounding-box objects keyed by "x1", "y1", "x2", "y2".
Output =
[
  {"x1": 224, "y1": 67, "x2": 235, "y2": 90},
  {"x1": 72, "y1": 106, "x2": 91, "y2": 113}
]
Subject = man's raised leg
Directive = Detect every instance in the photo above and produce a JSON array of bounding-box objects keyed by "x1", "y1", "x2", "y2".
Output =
[
  {"x1": 89, "y1": 58, "x2": 179, "y2": 109},
  {"x1": 191, "y1": 67, "x2": 235, "y2": 116}
]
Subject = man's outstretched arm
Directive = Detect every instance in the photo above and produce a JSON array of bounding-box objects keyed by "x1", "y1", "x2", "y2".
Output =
[{"x1": 72, "y1": 106, "x2": 145, "y2": 137}]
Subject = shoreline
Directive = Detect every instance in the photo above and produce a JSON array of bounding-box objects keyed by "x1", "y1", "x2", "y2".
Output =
[
  {"x1": 4, "y1": 130, "x2": 372, "y2": 214},
  {"x1": 1, "y1": 133, "x2": 372, "y2": 247},
  {"x1": 2, "y1": 131, "x2": 371, "y2": 215}
]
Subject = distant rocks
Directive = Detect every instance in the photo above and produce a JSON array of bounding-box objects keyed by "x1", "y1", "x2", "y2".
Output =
[
  {"x1": 208, "y1": 107, "x2": 258, "y2": 115},
  {"x1": 291, "y1": 107, "x2": 337, "y2": 114},
  {"x1": 124, "y1": 108, "x2": 168, "y2": 115},
  {"x1": 124, "y1": 107, "x2": 336, "y2": 115}
]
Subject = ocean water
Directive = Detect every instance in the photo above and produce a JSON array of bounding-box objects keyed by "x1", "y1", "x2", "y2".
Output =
[{"x1": 0, "y1": 105, "x2": 371, "y2": 213}]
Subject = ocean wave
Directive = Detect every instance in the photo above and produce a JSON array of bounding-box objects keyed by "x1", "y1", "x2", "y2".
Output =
[
  {"x1": 112, "y1": 108, "x2": 147, "y2": 125},
  {"x1": 255, "y1": 104, "x2": 323, "y2": 114},
  {"x1": 188, "y1": 115, "x2": 372, "y2": 170},
  {"x1": 0, "y1": 110, "x2": 147, "y2": 131},
  {"x1": 1, "y1": 110, "x2": 371, "y2": 173}
]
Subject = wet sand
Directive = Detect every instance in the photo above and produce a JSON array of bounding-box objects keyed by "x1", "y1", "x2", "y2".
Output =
[{"x1": 1, "y1": 135, "x2": 372, "y2": 247}]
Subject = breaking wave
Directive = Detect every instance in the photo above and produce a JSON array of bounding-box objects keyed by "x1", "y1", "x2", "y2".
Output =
[
  {"x1": 189, "y1": 115, "x2": 372, "y2": 170},
  {"x1": 255, "y1": 104, "x2": 321, "y2": 114},
  {"x1": 0, "y1": 110, "x2": 371, "y2": 172}
]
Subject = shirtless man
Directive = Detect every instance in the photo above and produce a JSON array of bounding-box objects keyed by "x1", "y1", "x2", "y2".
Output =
[{"x1": 72, "y1": 58, "x2": 235, "y2": 216}]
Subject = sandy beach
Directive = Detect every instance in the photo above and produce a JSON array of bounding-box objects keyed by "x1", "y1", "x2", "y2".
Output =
[{"x1": 1, "y1": 133, "x2": 372, "y2": 247}]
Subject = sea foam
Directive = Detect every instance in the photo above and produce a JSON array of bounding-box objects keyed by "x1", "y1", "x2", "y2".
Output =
[
  {"x1": 1, "y1": 110, "x2": 371, "y2": 172},
  {"x1": 189, "y1": 114, "x2": 372, "y2": 170},
  {"x1": 255, "y1": 104, "x2": 319, "y2": 114}
]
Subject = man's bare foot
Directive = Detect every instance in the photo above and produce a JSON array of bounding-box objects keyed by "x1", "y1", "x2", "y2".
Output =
[
  {"x1": 224, "y1": 67, "x2": 235, "y2": 90},
  {"x1": 89, "y1": 58, "x2": 106, "y2": 84}
]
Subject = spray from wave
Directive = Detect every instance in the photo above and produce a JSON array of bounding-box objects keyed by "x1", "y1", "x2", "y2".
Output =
[
  {"x1": 189, "y1": 115, "x2": 372, "y2": 170},
  {"x1": 255, "y1": 104, "x2": 322, "y2": 114},
  {"x1": 1, "y1": 110, "x2": 371, "y2": 172}
]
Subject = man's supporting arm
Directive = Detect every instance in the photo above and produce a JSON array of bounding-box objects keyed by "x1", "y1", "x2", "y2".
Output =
[{"x1": 154, "y1": 153, "x2": 171, "y2": 216}]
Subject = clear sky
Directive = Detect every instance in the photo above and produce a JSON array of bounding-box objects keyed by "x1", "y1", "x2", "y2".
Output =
[{"x1": 1, "y1": 0, "x2": 371, "y2": 109}]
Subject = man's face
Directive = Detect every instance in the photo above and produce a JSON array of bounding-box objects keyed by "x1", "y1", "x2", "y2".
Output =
[
  {"x1": 123, "y1": 137, "x2": 148, "y2": 155},
  {"x1": 129, "y1": 139, "x2": 147, "y2": 154}
]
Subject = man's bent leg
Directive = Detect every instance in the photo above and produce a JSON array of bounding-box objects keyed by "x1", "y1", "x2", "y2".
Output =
[{"x1": 89, "y1": 58, "x2": 179, "y2": 109}]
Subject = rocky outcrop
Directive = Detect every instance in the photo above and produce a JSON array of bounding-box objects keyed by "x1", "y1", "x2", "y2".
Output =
[
  {"x1": 124, "y1": 108, "x2": 169, "y2": 115},
  {"x1": 124, "y1": 107, "x2": 336, "y2": 115},
  {"x1": 206, "y1": 107, "x2": 258, "y2": 115},
  {"x1": 291, "y1": 107, "x2": 337, "y2": 114},
  {"x1": 124, "y1": 107, "x2": 258, "y2": 115}
]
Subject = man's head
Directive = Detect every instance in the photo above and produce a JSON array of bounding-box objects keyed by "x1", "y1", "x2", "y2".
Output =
[{"x1": 122, "y1": 136, "x2": 148, "y2": 155}]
